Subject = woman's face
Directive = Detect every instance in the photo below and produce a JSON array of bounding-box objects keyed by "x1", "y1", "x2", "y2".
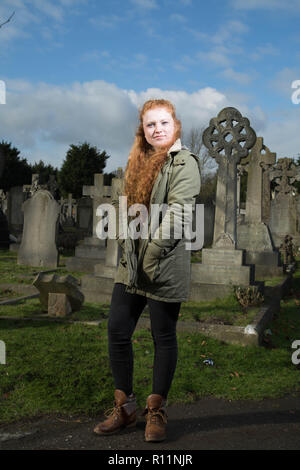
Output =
[{"x1": 142, "y1": 107, "x2": 175, "y2": 150}]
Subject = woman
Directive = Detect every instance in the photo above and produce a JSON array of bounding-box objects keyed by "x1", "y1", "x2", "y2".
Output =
[{"x1": 94, "y1": 99, "x2": 201, "y2": 442}]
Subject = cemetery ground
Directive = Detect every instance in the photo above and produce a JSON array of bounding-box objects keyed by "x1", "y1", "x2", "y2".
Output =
[{"x1": 0, "y1": 250, "x2": 300, "y2": 449}]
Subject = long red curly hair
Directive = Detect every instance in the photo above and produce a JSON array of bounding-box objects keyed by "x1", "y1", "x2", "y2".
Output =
[{"x1": 124, "y1": 99, "x2": 182, "y2": 210}]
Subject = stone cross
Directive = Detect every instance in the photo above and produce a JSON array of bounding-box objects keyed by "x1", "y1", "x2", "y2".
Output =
[
  {"x1": 82, "y1": 173, "x2": 111, "y2": 238},
  {"x1": 240, "y1": 137, "x2": 276, "y2": 224},
  {"x1": 23, "y1": 174, "x2": 41, "y2": 199},
  {"x1": 269, "y1": 158, "x2": 300, "y2": 197},
  {"x1": 202, "y1": 107, "x2": 256, "y2": 248},
  {"x1": 66, "y1": 193, "x2": 76, "y2": 219},
  {"x1": 105, "y1": 174, "x2": 124, "y2": 268}
]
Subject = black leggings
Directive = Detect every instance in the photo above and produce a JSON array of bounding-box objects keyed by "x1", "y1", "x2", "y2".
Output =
[{"x1": 107, "y1": 283, "x2": 181, "y2": 399}]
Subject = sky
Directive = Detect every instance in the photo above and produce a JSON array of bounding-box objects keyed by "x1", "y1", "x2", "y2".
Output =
[{"x1": 0, "y1": 0, "x2": 300, "y2": 173}]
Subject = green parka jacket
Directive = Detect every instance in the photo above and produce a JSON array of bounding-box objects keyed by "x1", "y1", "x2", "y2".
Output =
[{"x1": 112, "y1": 139, "x2": 201, "y2": 302}]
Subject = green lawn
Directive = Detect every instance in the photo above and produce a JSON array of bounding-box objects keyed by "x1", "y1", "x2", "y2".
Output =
[{"x1": 0, "y1": 250, "x2": 300, "y2": 424}]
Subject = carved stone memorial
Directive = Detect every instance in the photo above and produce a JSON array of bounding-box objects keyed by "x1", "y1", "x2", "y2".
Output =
[
  {"x1": 269, "y1": 158, "x2": 300, "y2": 247},
  {"x1": 191, "y1": 107, "x2": 256, "y2": 295},
  {"x1": 237, "y1": 137, "x2": 282, "y2": 278}
]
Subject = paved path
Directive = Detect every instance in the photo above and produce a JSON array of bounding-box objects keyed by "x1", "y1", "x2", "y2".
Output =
[{"x1": 1, "y1": 393, "x2": 300, "y2": 451}]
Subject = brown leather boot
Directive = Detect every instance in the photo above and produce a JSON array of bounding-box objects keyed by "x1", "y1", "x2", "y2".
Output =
[
  {"x1": 93, "y1": 389, "x2": 137, "y2": 435},
  {"x1": 143, "y1": 394, "x2": 167, "y2": 442}
]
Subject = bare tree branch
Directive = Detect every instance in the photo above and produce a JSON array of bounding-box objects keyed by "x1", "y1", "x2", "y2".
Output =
[
  {"x1": 182, "y1": 126, "x2": 217, "y2": 176},
  {"x1": 0, "y1": 11, "x2": 15, "y2": 29}
]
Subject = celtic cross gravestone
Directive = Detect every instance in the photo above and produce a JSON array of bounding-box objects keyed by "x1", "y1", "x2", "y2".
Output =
[
  {"x1": 191, "y1": 107, "x2": 257, "y2": 297},
  {"x1": 202, "y1": 106, "x2": 256, "y2": 248}
]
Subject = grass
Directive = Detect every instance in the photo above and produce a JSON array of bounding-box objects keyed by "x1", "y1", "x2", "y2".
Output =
[
  {"x1": 0, "y1": 249, "x2": 85, "y2": 285},
  {"x1": 179, "y1": 296, "x2": 260, "y2": 327},
  {"x1": 0, "y1": 250, "x2": 300, "y2": 423}
]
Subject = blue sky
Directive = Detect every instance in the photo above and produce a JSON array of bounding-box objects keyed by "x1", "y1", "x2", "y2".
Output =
[{"x1": 1, "y1": 0, "x2": 300, "y2": 172}]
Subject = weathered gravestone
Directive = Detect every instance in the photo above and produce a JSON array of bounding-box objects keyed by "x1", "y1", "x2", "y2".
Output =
[
  {"x1": 66, "y1": 173, "x2": 111, "y2": 272},
  {"x1": 190, "y1": 107, "x2": 257, "y2": 300},
  {"x1": 33, "y1": 272, "x2": 84, "y2": 316},
  {"x1": 269, "y1": 158, "x2": 300, "y2": 247},
  {"x1": 237, "y1": 137, "x2": 282, "y2": 278},
  {"x1": 18, "y1": 189, "x2": 60, "y2": 268}
]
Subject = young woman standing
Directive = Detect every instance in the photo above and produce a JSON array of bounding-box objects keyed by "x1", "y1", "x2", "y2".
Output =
[{"x1": 94, "y1": 99, "x2": 201, "y2": 442}]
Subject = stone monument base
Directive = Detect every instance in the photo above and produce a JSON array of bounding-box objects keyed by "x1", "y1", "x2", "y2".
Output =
[
  {"x1": 237, "y1": 222, "x2": 283, "y2": 278},
  {"x1": 66, "y1": 237, "x2": 106, "y2": 273}
]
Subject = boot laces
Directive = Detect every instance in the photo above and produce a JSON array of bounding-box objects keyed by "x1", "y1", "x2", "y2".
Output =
[
  {"x1": 104, "y1": 404, "x2": 122, "y2": 420},
  {"x1": 148, "y1": 408, "x2": 167, "y2": 425}
]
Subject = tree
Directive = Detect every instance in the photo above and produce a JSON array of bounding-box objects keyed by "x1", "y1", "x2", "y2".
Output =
[
  {"x1": 0, "y1": 141, "x2": 32, "y2": 192},
  {"x1": 30, "y1": 160, "x2": 59, "y2": 185},
  {"x1": 58, "y1": 142, "x2": 109, "y2": 198},
  {"x1": 182, "y1": 127, "x2": 217, "y2": 176}
]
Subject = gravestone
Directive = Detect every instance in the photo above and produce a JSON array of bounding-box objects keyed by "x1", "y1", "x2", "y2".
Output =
[
  {"x1": 77, "y1": 196, "x2": 93, "y2": 239},
  {"x1": 60, "y1": 193, "x2": 76, "y2": 227},
  {"x1": 18, "y1": 189, "x2": 60, "y2": 268},
  {"x1": 66, "y1": 173, "x2": 111, "y2": 272},
  {"x1": 7, "y1": 186, "x2": 24, "y2": 240},
  {"x1": 33, "y1": 272, "x2": 84, "y2": 315},
  {"x1": 23, "y1": 174, "x2": 41, "y2": 200},
  {"x1": 269, "y1": 158, "x2": 300, "y2": 247},
  {"x1": 81, "y1": 169, "x2": 126, "y2": 302},
  {"x1": 237, "y1": 137, "x2": 282, "y2": 278},
  {"x1": 191, "y1": 107, "x2": 257, "y2": 299}
]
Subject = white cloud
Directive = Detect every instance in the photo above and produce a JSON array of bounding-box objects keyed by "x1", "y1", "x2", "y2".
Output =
[
  {"x1": 0, "y1": 80, "x2": 229, "y2": 172},
  {"x1": 270, "y1": 67, "x2": 300, "y2": 98},
  {"x1": 130, "y1": 0, "x2": 158, "y2": 9},
  {"x1": 169, "y1": 13, "x2": 187, "y2": 23},
  {"x1": 2, "y1": 78, "x2": 299, "y2": 176},
  {"x1": 197, "y1": 47, "x2": 233, "y2": 68},
  {"x1": 221, "y1": 68, "x2": 256, "y2": 85},
  {"x1": 250, "y1": 43, "x2": 280, "y2": 61}
]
